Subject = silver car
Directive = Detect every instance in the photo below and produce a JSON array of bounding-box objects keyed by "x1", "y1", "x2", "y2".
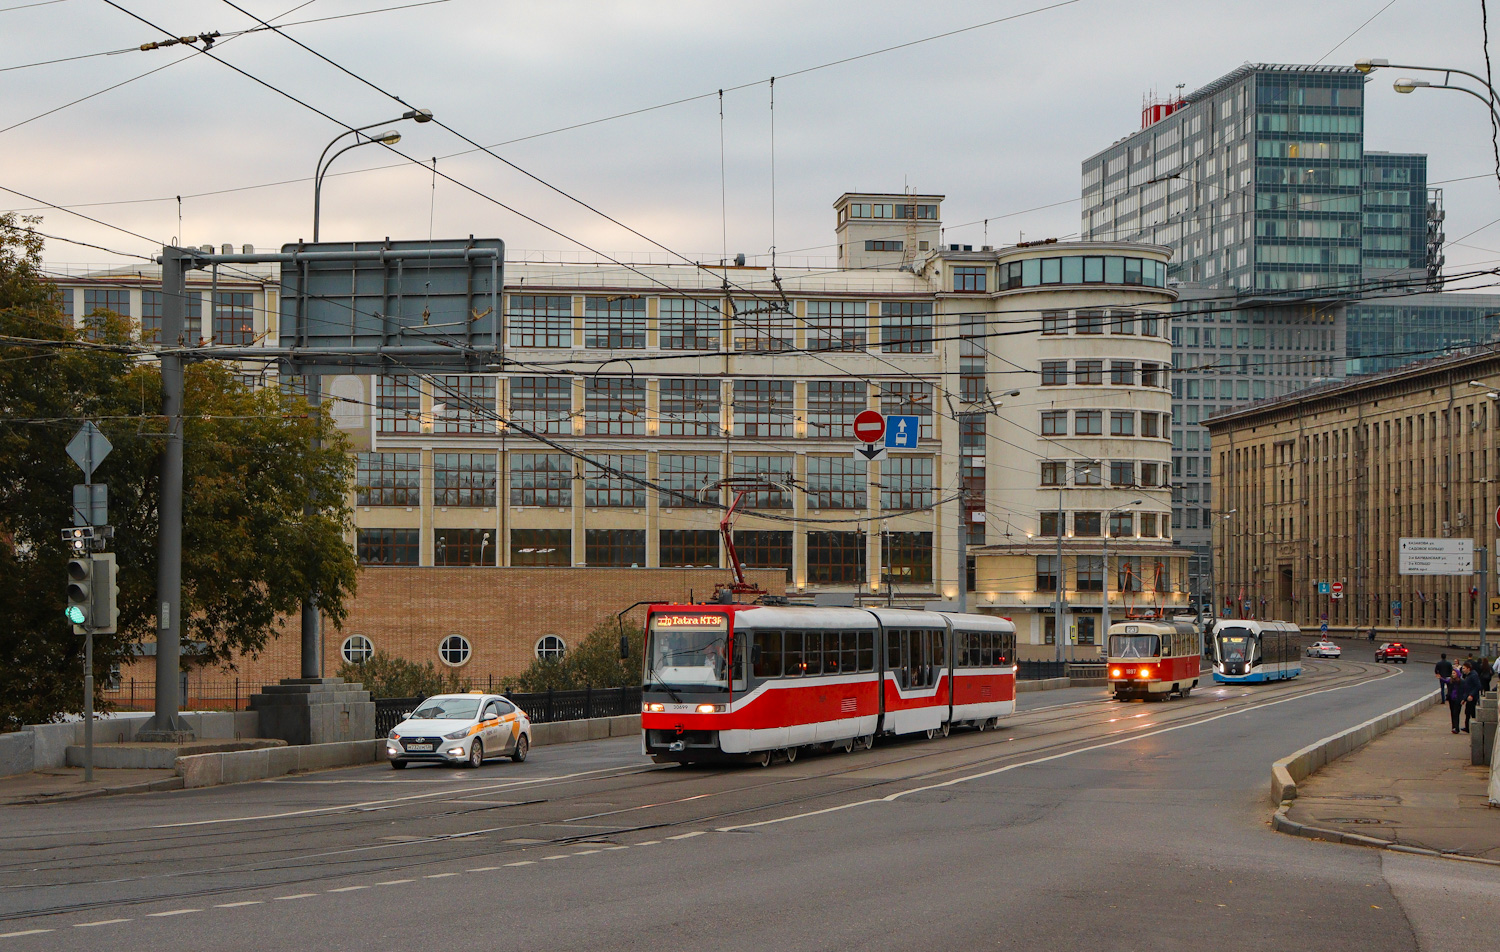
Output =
[{"x1": 387, "y1": 693, "x2": 531, "y2": 769}]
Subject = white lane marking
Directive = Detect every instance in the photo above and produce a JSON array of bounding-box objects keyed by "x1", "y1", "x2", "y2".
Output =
[
  {"x1": 376, "y1": 880, "x2": 414, "y2": 886},
  {"x1": 572, "y1": 849, "x2": 601, "y2": 855},
  {"x1": 74, "y1": 919, "x2": 131, "y2": 928},
  {"x1": 667, "y1": 831, "x2": 705, "y2": 840},
  {"x1": 327, "y1": 886, "x2": 369, "y2": 893},
  {"x1": 635, "y1": 840, "x2": 660, "y2": 846},
  {"x1": 504, "y1": 861, "x2": 535, "y2": 867},
  {"x1": 214, "y1": 901, "x2": 263, "y2": 908},
  {"x1": 542, "y1": 855, "x2": 570, "y2": 861},
  {"x1": 423, "y1": 873, "x2": 459, "y2": 879},
  {"x1": 719, "y1": 668, "x2": 1405, "y2": 832},
  {"x1": 146, "y1": 909, "x2": 200, "y2": 917},
  {"x1": 0, "y1": 930, "x2": 52, "y2": 938},
  {"x1": 153, "y1": 765, "x2": 651, "y2": 829},
  {"x1": 604, "y1": 845, "x2": 630, "y2": 851},
  {"x1": 273, "y1": 893, "x2": 318, "y2": 901},
  {"x1": 466, "y1": 866, "x2": 502, "y2": 872}
]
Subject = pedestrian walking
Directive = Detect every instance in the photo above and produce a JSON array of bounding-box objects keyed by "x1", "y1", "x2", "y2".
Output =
[{"x1": 1459, "y1": 662, "x2": 1483, "y2": 733}]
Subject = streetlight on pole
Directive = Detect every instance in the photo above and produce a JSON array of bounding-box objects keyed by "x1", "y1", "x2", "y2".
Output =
[
  {"x1": 312, "y1": 109, "x2": 433, "y2": 242},
  {"x1": 1100, "y1": 499, "x2": 1143, "y2": 646},
  {"x1": 1356, "y1": 58, "x2": 1500, "y2": 120}
]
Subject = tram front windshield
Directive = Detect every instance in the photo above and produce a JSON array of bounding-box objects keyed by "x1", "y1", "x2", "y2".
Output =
[
  {"x1": 645, "y1": 613, "x2": 731, "y2": 693},
  {"x1": 1216, "y1": 628, "x2": 1253, "y2": 663},
  {"x1": 1109, "y1": 634, "x2": 1159, "y2": 659}
]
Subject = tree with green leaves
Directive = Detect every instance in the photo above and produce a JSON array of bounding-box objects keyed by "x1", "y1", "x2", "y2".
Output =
[
  {"x1": 0, "y1": 213, "x2": 358, "y2": 727},
  {"x1": 335, "y1": 651, "x2": 470, "y2": 699},
  {"x1": 506, "y1": 617, "x2": 645, "y2": 693}
]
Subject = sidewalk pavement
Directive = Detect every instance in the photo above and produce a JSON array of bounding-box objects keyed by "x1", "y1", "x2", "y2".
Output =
[
  {"x1": 1282, "y1": 703, "x2": 1498, "y2": 862},
  {"x1": 0, "y1": 767, "x2": 181, "y2": 806}
]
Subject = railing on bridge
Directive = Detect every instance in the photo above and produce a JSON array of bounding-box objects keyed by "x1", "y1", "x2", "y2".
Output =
[{"x1": 374, "y1": 686, "x2": 643, "y2": 735}]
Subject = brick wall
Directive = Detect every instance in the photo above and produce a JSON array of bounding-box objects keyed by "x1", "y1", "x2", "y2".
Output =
[{"x1": 117, "y1": 566, "x2": 786, "y2": 688}]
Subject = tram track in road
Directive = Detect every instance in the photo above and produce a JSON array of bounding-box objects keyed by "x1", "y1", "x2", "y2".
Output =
[{"x1": 0, "y1": 659, "x2": 1399, "y2": 925}]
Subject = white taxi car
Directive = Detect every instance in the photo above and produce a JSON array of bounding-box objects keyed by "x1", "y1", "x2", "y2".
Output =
[
  {"x1": 1305, "y1": 640, "x2": 1342, "y2": 659},
  {"x1": 387, "y1": 693, "x2": 531, "y2": 769}
]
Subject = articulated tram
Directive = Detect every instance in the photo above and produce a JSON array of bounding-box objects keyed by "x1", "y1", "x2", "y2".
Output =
[
  {"x1": 639, "y1": 604, "x2": 1017, "y2": 765},
  {"x1": 1106, "y1": 618, "x2": 1202, "y2": 700},
  {"x1": 1211, "y1": 619, "x2": 1303, "y2": 683}
]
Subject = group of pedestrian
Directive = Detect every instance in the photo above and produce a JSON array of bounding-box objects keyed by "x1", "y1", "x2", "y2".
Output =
[{"x1": 1435, "y1": 652, "x2": 1494, "y2": 734}]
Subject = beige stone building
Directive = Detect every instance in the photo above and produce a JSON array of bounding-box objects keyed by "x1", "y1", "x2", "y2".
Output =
[{"x1": 1207, "y1": 346, "x2": 1500, "y2": 647}]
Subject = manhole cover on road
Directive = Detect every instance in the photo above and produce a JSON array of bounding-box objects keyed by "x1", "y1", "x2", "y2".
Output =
[{"x1": 1324, "y1": 817, "x2": 1389, "y2": 825}]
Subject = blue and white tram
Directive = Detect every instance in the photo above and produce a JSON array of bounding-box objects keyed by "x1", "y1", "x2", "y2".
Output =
[{"x1": 1211, "y1": 620, "x2": 1302, "y2": 683}]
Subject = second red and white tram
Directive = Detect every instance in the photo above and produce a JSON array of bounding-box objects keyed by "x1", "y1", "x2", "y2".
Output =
[
  {"x1": 1105, "y1": 618, "x2": 1201, "y2": 701},
  {"x1": 640, "y1": 604, "x2": 1017, "y2": 765}
]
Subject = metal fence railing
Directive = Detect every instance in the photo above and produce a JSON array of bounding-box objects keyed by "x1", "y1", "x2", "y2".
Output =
[
  {"x1": 1017, "y1": 661, "x2": 1067, "y2": 680},
  {"x1": 375, "y1": 686, "x2": 643, "y2": 733},
  {"x1": 100, "y1": 678, "x2": 283, "y2": 712}
]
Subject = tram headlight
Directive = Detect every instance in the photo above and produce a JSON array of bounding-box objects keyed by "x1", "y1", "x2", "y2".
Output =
[
  {"x1": 644, "y1": 702, "x2": 665, "y2": 713},
  {"x1": 1110, "y1": 668, "x2": 1123, "y2": 678},
  {"x1": 695, "y1": 703, "x2": 727, "y2": 714},
  {"x1": 1137, "y1": 666, "x2": 1153, "y2": 679}
]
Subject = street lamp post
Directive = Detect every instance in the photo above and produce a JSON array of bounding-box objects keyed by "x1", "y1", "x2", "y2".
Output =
[
  {"x1": 311, "y1": 109, "x2": 433, "y2": 242},
  {"x1": 1356, "y1": 59, "x2": 1500, "y2": 121},
  {"x1": 1101, "y1": 499, "x2": 1143, "y2": 647}
]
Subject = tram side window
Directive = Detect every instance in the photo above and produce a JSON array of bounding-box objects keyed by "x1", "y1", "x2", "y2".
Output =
[
  {"x1": 784, "y1": 631, "x2": 804, "y2": 676},
  {"x1": 804, "y1": 631, "x2": 823, "y2": 676},
  {"x1": 932, "y1": 629, "x2": 946, "y2": 669},
  {"x1": 998, "y1": 632, "x2": 1015, "y2": 665},
  {"x1": 982, "y1": 631, "x2": 996, "y2": 665},
  {"x1": 857, "y1": 631, "x2": 875, "y2": 672},
  {"x1": 753, "y1": 630, "x2": 782, "y2": 678},
  {"x1": 841, "y1": 632, "x2": 858, "y2": 674},
  {"x1": 887, "y1": 629, "x2": 903, "y2": 675},
  {"x1": 955, "y1": 632, "x2": 971, "y2": 667},
  {"x1": 909, "y1": 630, "x2": 931, "y2": 688}
]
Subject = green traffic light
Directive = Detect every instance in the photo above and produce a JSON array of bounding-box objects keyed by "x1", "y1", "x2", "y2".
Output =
[{"x1": 64, "y1": 605, "x2": 86, "y2": 625}]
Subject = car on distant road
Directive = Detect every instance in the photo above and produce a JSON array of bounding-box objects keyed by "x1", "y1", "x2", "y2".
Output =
[
  {"x1": 1305, "y1": 640, "x2": 1342, "y2": 659},
  {"x1": 1374, "y1": 642, "x2": 1409, "y2": 663},
  {"x1": 386, "y1": 693, "x2": 531, "y2": 769}
]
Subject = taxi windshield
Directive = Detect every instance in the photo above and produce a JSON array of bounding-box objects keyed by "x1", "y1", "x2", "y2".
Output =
[
  {"x1": 411, "y1": 698, "x2": 481, "y2": 720},
  {"x1": 1217, "y1": 631, "x2": 1251, "y2": 662},
  {"x1": 1109, "y1": 634, "x2": 1159, "y2": 659},
  {"x1": 645, "y1": 613, "x2": 730, "y2": 694}
]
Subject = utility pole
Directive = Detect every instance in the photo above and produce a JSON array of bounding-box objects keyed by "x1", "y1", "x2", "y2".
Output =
[
  {"x1": 301, "y1": 375, "x2": 322, "y2": 679},
  {"x1": 1054, "y1": 485, "x2": 1066, "y2": 663},
  {"x1": 1480, "y1": 544, "x2": 1489, "y2": 658}
]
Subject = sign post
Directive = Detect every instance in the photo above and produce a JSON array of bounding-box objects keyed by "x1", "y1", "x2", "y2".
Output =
[{"x1": 1398, "y1": 537, "x2": 1475, "y2": 575}]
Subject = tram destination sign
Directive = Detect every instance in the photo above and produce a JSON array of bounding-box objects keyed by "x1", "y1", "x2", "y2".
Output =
[{"x1": 1397, "y1": 537, "x2": 1474, "y2": 576}]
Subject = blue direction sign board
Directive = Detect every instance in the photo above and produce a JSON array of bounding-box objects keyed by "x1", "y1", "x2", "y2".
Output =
[
  {"x1": 1320, "y1": 622, "x2": 1328, "y2": 634},
  {"x1": 1317, "y1": 581, "x2": 1330, "y2": 594},
  {"x1": 885, "y1": 415, "x2": 921, "y2": 449}
]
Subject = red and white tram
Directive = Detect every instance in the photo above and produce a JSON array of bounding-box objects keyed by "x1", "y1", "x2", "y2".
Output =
[
  {"x1": 1105, "y1": 618, "x2": 1201, "y2": 701},
  {"x1": 640, "y1": 604, "x2": 1017, "y2": 765}
]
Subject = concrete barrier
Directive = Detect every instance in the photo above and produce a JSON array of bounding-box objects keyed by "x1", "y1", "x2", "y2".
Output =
[
  {"x1": 1270, "y1": 691, "x2": 1439, "y2": 804},
  {"x1": 530, "y1": 713, "x2": 638, "y2": 746},
  {"x1": 1016, "y1": 678, "x2": 1071, "y2": 693},
  {"x1": 178, "y1": 739, "x2": 384, "y2": 789}
]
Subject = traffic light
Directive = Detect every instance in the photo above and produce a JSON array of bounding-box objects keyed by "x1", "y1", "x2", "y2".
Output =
[
  {"x1": 65, "y1": 557, "x2": 93, "y2": 628},
  {"x1": 91, "y1": 553, "x2": 119, "y2": 634}
]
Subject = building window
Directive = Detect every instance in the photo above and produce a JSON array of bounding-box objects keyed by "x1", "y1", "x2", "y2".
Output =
[
  {"x1": 660, "y1": 529, "x2": 719, "y2": 567},
  {"x1": 734, "y1": 379, "x2": 794, "y2": 437},
  {"x1": 356, "y1": 452, "x2": 420, "y2": 506},
  {"x1": 585, "y1": 454, "x2": 647, "y2": 507},
  {"x1": 511, "y1": 528, "x2": 570, "y2": 566},
  {"x1": 586, "y1": 529, "x2": 646, "y2": 567},
  {"x1": 952, "y1": 266, "x2": 986, "y2": 292},
  {"x1": 734, "y1": 530, "x2": 794, "y2": 580},
  {"x1": 1076, "y1": 615, "x2": 1097, "y2": 647},
  {"x1": 509, "y1": 294, "x2": 572, "y2": 348},
  {"x1": 880, "y1": 301, "x2": 934, "y2": 354},
  {"x1": 806, "y1": 300, "x2": 867, "y2": 351},
  {"x1": 659, "y1": 297, "x2": 720, "y2": 350},
  {"x1": 1077, "y1": 555, "x2": 1103, "y2": 592},
  {"x1": 807, "y1": 456, "x2": 867, "y2": 509},
  {"x1": 1041, "y1": 460, "x2": 1067, "y2": 486},
  {"x1": 883, "y1": 531, "x2": 933, "y2": 584},
  {"x1": 434, "y1": 453, "x2": 497, "y2": 507},
  {"x1": 435, "y1": 528, "x2": 493, "y2": 566},
  {"x1": 584, "y1": 295, "x2": 646, "y2": 348},
  {"x1": 808, "y1": 380, "x2": 865, "y2": 439},
  {"x1": 585, "y1": 377, "x2": 646, "y2": 435},
  {"x1": 511, "y1": 376, "x2": 572, "y2": 435},
  {"x1": 212, "y1": 291, "x2": 255, "y2": 345},
  {"x1": 881, "y1": 456, "x2": 933, "y2": 510},
  {"x1": 1118, "y1": 556, "x2": 1142, "y2": 592},
  {"x1": 1109, "y1": 511, "x2": 1134, "y2": 538},
  {"x1": 81, "y1": 288, "x2": 130, "y2": 340},
  {"x1": 1075, "y1": 360, "x2": 1103, "y2": 385},
  {"x1": 433, "y1": 375, "x2": 496, "y2": 434},
  {"x1": 141, "y1": 290, "x2": 202, "y2": 343},
  {"x1": 864, "y1": 239, "x2": 904, "y2": 252},
  {"x1": 660, "y1": 378, "x2": 720, "y2": 436},
  {"x1": 807, "y1": 531, "x2": 865, "y2": 585},
  {"x1": 439, "y1": 634, "x2": 472, "y2": 666},
  {"x1": 1040, "y1": 511, "x2": 1063, "y2": 536},
  {"x1": 879, "y1": 381, "x2": 934, "y2": 439},
  {"x1": 1075, "y1": 410, "x2": 1103, "y2": 435},
  {"x1": 1110, "y1": 460, "x2": 1135, "y2": 486},
  {"x1": 1074, "y1": 461, "x2": 1101, "y2": 486},
  {"x1": 1041, "y1": 361, "x2": 1068, "y2": 386},
  {"x1": 535, "y1": 635, "x2": 567, "y2": 660},
  {"x1": 1075, "y1": 310, "x2": 1104, "y2": 334},
  {"x1": 659, "y1": 454, "x2": 720, "y2": 508},
  {"x1": 1036, "y1": 555, "x2": 1059, "y2": 591},
  {"x1": 510, "y1": 453, "x2": 571, "y2": 507},
  {"x1": 1140, "y1": 512, "x2": 1159, "y2": 538},
  {"x1": 357, "y1": 529, "x2": 419, "y2": 566},
  {"x1": 377, "y1": 375, "x2": 421, "y2": 434},
  {"x1": 1042, "y1": 310, "x2": 1067, "y2": 335},
  {"x1": 731, "y1": 456, "x2": 794, "y2": 509},
  {"x1": 1042, "y1": 411, "x2": 1068, "y2": 436},
  {"x1": 732, "y1": 298, "x2": 795, "y2": 352},
  {"x1": 1112, "y1": 309, "x2": 1137, "y2": 335},
  {"x1": 1110, "y1": 361, "x2": 1136, "y2": 385},
  {"x1": 1141, "y1": 363, "x2": 1162, "y2": 388},
  {"x1": 1141, "y1": 413, "x2": 1160, "y2": 438},
  {"x1": 1110, "y1": 411, "x2": 1135, "y2": 436},
  {"x1": 341, "y1": 635, "x2": 374, "y2": 664},
  {"x1": 1074, "y1": 512, "x2": 1102, "y2": 537},
  {"x1": 1153, "y1": 559, "x2": 1171, "y2": 593}
]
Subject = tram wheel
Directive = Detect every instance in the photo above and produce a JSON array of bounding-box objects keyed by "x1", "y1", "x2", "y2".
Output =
[
  {"x1": 859, "y1": 734, "x2": 875, "y2": 750},
  {"x1": 975, "y1": 718, "x2": 987, "y2": 733},
  {"x1": 757, "y1": 750, "x2": 773, "y2": 768},
  {"x1": 783, "y1": 746, "x2": 799, "y2": 764},
  {"x1": 924, "y1": 728, "x2": 938, "y2": 740},
  {"x1": 839, "y1": 736, "x2": 855, "y2": 754},
  {"x1": 1180, "y1": 685, "x2": 1193, "y2": 698},
  {"x1": 939, "y1": 721, "x2": 951, "y2": 738}
]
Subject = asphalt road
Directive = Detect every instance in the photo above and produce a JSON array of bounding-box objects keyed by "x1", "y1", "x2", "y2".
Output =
[{"x1": 2, "y1": 658, "x2": 1494, "y2": 952}]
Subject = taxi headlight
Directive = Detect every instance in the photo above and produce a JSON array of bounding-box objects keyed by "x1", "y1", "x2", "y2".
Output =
[
  {"x1": 388, "y1": 730, "x2": 400, "y2": 740},
  {"x1": 443, "y1": 727, "x2": 470, "y2": 740}
]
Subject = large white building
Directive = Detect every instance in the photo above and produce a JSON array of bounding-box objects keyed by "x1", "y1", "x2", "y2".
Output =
[{"x1": 50, "y1": 194, "x2": 1189, "y2": 660}]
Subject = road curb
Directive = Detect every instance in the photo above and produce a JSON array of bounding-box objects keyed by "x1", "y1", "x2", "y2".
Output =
[
  {"x1": 1269, "y1": 690, "x2": 1437, "y2": 802},
  {"x1": 1271, "y1": 800, "x2": 1500, "y2": 867},
  {"x1": 5, "y1": 774, "x2": 185, "y2": 805}
]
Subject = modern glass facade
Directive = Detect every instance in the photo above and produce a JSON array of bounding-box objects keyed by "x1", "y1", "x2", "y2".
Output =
[{"x1": 1345, "y1": 292, "x2": 1500, "y2": 375}]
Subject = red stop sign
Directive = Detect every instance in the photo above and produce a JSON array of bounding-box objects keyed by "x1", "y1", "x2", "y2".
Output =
[
  {"x1": 853, "y1": 410, "x2": 886, "y2": 444},
  {"x1": 1331, "y1": 581, "x2": 1344, "y2": 594}
]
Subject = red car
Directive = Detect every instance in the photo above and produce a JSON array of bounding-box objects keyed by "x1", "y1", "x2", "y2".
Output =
[{"x1": 1374, "y1": 642, "x2": 1408, "y2": 663}]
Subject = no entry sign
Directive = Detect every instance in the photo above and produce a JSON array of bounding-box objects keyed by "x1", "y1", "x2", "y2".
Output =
[{"x1": 853, "y1": 410, "x2": 886, "y2": 444}]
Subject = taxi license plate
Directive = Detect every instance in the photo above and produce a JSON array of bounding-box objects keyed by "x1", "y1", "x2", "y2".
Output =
[{"x1": 406, "y1": 743, "x2": 434, "y2": 752}]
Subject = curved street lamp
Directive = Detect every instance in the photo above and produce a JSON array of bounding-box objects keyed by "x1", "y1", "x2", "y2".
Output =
[
  {"x1": 312, "y1": 108, "x2": 433, "y2": 241},
  {"x1": 1355, "y1": 58, "x2": 1500, "y2": 121}
]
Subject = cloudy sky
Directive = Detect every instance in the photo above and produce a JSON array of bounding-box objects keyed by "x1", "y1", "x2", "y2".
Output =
[{"x1": 4, "y1": 0, "x2": 1499, "y2": 276}]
